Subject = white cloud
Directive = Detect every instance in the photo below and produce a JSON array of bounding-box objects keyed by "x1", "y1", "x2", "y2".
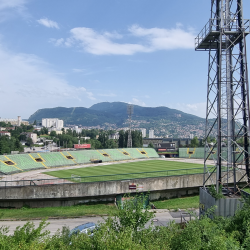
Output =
[
  {"x1": 97, "y1": 93, "x2": 116, "y2": 97},
  {"x1": 49, "y1": 38, "x2": 64, "y2": 46},
  {"x1": 0, "y1": 0, "x2": 27, "y2": 11},
  {"x1": 70, "y1": 27, "x2": 149, "y2": 55},
  {"x1": 37, "y1": 18, "x2": 59, "y2": 29},
  {"x1": 86, "y1": 91, "x2": 96, "y2": 100},
  {"x1": 72, "y1": 68, "x2": 86, "y2": 73},
  {"x1": 52, "y1": 24, "x2": 195, "y2": 55},
  {"x1": 132, "y1": 98, "x2": 146, "y2": 107},
  {"x1": 0, "y1": 0, "x2": 29, "y2": 21},
  {"x1": 0, "y1": 44, "x2": 95, "y2": 118},
  {"x1": 174, "y1": 102, "x2": 206, "y2": 118},
  {"x1": 129, "y1": 24, "x2": 195, "y2": 50},
  {"x1": 72, "y1": 68, "x2": 97, "y2": 76}
]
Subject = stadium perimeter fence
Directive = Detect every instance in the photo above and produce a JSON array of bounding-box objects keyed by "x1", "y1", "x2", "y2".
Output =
[{"x1": 0, "y1": 166, "x2": 221, "y2": 188}]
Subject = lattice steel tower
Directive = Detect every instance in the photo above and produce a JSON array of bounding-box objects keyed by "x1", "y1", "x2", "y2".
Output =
[
  {"x1": 127, "y1": 104, "x2": 133, "y2": 148},
  {"x1": 196, "y1": 0, "x2": 250, "y2": 193}
]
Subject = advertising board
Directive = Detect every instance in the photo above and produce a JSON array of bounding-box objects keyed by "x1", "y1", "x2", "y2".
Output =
[
  {"x1": 74, "y1": 144, "x2": 91, "y2": 149},
  {"x1": 158, "y1": 148, "x2": 167, "y2": 151}
]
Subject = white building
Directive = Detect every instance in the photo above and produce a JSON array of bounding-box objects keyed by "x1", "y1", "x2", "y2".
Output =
[
  {"x1": 140, "y1": 128, "x2": 146, "y2": 138},
  {"x1": 109, "y1": 132, "x2": 119, "y2": 140},
  {"x1": 26, "y1": 132, "x2": 38, "y2": 143},
  {"x1": 72, "y1": 126, "x2": 82, "y2": 134},
  {"x1": 82, "y1": 136, "x2": 91, "y2": 140},
  {"x1": 0, "y1": 131, "x2": 11, "y2": 137},
  {"x1": 190, "y1": 134, "x2": 194, "y2": 139},
  {"x1": 149, "y1": 130, "x2": 154, "y2": 138},
  {"x1": 42, "y1": 118, "x2": 64, "y2": 129}
]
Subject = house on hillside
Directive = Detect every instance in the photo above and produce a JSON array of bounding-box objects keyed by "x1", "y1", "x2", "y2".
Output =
[
  {"x1": 21, "y1": 132, "x2": 37, "y2": 144},
  {"x1": 0, "y1": 131, "x2": 11, "y2": 137}
]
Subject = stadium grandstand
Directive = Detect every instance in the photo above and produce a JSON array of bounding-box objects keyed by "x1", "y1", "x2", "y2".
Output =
[
  {"x1": 179, "y1": 147, "x2": 245, "y2": 162},
  {"x1": 0, "y1": 148, "x2": 159, "y2": 175}
]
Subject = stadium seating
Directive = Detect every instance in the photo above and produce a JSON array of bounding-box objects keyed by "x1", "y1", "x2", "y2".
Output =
[
  {"x1": 0, "y1": 148, "x2": 159, "y2": 175},
  {"x1": 0, "y1": 155, "x2": 19, "y2": 174},
  {"x1": 106, "y1": 149, "x2": 133, "y2": 161},
  {"x1": 60, "y1": 152, "x2": 77, "y2": 164},
  {"x1": 73, "y1": 150, "x2": 104, "y2": 163},
  {"x1": 143, "y1": 148, "x2": 159, "y2": 158},
  {"x1": 125, "y1": 148, "x2": 149, "y2": 159},
  {"x1": 179, "y1": 148, "x2": 245, "y2": 163},
  {"x1": 69, "y1": 151, "x2": 91, "y2": 164},
  {"x1": 39, "y1": 152, "x2": 75, "y2": 167},
  {"x1": 179, "y1": 148, "x2": 218, "y2": 160},
  {"x1": 96, "y1": 149, "x2": 116, "y2": 162},
  {"x1": 7, "y1": 154, "x2": 44, "y2": 172}
]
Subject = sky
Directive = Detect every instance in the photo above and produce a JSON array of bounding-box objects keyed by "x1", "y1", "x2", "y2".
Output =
[{"x1": 0, "y1": 0, "x2": 250, "y2": 119}]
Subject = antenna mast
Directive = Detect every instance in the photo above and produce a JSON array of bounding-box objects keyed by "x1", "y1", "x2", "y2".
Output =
[{"x1": 127, "y1": 104, "x2": 133, "y2": 148}]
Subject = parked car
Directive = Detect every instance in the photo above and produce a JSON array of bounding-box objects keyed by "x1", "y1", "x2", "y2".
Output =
[{"x1": 69, "y1": 222, "x2": 97, "y2": 237}]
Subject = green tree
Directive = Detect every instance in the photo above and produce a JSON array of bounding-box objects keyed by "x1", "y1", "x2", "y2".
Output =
[
  {"x1": 106, "y1": 139, "x2": 117, "y2": 148},
  {"x1": 118, "y1": 130, "x2": 125, "y2": 148},
  {"x1": 190, "y1": 136, "x2": 199, "y2": 147},
  {"x1": 50, "y1": 131, "x2": 57, "y2": 137},
  {"x1": 66, "y1": 129, "x2": 73, "y2": 136},
  {"x1": 98, "y1": 132, "x2": 109, "y2": 148},
  {"x1": 124, "y1": 130, "x2": 143, "y2": 148},
  {"x1": 26, "y1": 137, "x2": 33, "y2": 147},
  {"x1": 132, "y1": 130, "x2": 143, "y2": 147},
  {"x1": 40, "y1": 127, "x2": 48, "y2": 135},
  {"x1": 0, "y1": 140, "x2": 7, "y2": 154},
  {"x1": 67, "y1": 140, "x2": 73, "y2": 148},
  {"x1": 113, "y1": 193, "x2": 154, "y2": 232},
  {"x1": 148, "y1": 142, "x2": 154, "y2": 148}
]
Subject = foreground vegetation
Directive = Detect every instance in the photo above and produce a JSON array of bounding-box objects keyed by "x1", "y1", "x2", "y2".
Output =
[
  {"x1": 0, "y1": 195, "x2": 199, "y2": 220},
  {"x1": 0, "y1": 193, "x2": 250, "y2": 249}
]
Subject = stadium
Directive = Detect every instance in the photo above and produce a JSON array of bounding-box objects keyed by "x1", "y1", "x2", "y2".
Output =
[{"x1": 0, "y1": 147, "x2": 242, "y2": 208}]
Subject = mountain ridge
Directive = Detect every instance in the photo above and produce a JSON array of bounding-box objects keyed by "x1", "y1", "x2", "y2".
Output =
[{"x1": 28, "y1": 102, "x2": 205, "y2": 137}]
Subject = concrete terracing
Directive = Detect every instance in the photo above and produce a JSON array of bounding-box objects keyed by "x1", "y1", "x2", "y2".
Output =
[
  {"x1": 0, "y1": 158, "x2": 246, "y2": 208},
  {"x1": 0, "y1": 170, "x2": 245, "y2": 208}
]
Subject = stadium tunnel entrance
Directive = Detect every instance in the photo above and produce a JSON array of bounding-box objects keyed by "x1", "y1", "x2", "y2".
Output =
[{"x1": 158, "y1": 152, "x2": 178, "y2": 158}]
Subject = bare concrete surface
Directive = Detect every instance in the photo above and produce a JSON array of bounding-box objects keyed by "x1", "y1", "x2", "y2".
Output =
[{"x1": 0, "y1": 209, "x2": 199, "y2": 235}]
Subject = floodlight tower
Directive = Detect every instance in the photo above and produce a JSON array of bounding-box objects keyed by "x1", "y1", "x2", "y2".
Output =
[
  {"x1": 195, "y1": 0, "x2": 250, "y2": 196},
  {"x1": 127, "y1": 104, "x2": 133, "y2": 148}
]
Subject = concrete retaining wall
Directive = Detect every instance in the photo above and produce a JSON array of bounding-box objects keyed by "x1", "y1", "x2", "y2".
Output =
[{"x1": 0, "y1": 172, "x2": 243, "y2": 208}]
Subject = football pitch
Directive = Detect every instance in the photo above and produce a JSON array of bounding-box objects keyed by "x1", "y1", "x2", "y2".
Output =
[{"x1": 45, "y1": 160, "x2": 210, "y2": 183}]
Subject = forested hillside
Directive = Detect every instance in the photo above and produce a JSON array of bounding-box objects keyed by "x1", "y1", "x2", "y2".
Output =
[{"x1": 28, "y1": 102, "x2": 205, "y2": 137}]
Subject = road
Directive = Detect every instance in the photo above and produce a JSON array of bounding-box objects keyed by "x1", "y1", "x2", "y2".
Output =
[{"x1": 0, "y1": 209, "x2": 199, "y2": 235}]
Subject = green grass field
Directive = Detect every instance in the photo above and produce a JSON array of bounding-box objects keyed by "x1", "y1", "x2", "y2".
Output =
[
  {"x1": 45, "y1": 160, "x2": 210, "y2": 183},
  {"x1": 0, "y1": 196, "x2": 200, "y2": 220}
]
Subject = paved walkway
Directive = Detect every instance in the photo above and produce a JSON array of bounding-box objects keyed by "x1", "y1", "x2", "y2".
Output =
[{"x1": 0, "y1": 209, "x2": 199, "y2": 235}]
